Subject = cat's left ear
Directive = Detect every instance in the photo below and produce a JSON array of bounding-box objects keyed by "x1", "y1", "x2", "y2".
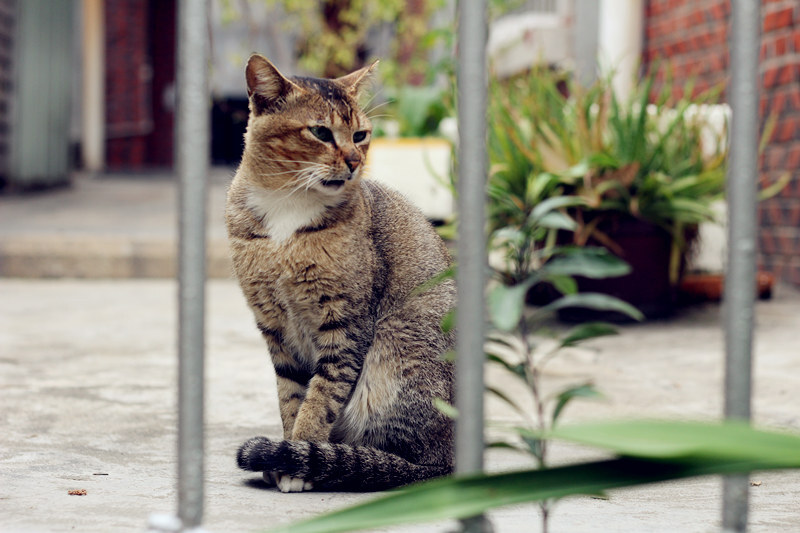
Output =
[{"x1": 336, "y1": 60, "x2": 379, "y2": 97}]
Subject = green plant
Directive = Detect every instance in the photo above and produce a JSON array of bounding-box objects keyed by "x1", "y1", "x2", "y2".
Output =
[
  {"x1": 375, "y1": 85, "x2": 450, "y2": 138},
  {"x1": 264, "y1": 420, "x2": 800, "y2": 533},
  {"x1": 484, "y1": 195, "x2": 641, "y2": 532},
  {"x1": 254, "y1": 0, "x2": 404, "y2": 77},
  {"x1": 488, "y1": 67, "x2": 730, "y2": 284}
]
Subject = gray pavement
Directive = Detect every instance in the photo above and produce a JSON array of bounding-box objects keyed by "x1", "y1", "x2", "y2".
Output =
[
  {"x1": 0, "y1": 171, "x2": 235, "y2": 279},
  {"x1": 1, "y1": 173, "x2": 799, "y2": 532}
]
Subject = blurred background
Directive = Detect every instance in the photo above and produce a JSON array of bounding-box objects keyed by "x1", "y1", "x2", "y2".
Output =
[{"x1": 0, "y1": 0, "x2": 797, "y2": 288}]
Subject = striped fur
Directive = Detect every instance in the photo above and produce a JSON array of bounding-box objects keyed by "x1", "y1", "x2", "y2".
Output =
[{"x1": 226, "y1": 55, "x2": 456, "y2": 492}]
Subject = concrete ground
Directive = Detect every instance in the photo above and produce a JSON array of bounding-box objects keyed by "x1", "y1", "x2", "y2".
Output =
[{"x1": 1, "y1": 173, "x2": 799, "y2": 532}]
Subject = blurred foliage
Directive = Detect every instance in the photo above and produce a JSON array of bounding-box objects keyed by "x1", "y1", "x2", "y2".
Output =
[
  {"x1": 488, "y1": 66, "x2": 730, "y2": 283},
  {"x1": 374, "y1": 85, "x2": 450, "y2": 137},
  {"x1": 227, "y1": 0, "x2": 452, "y2": 83},
  {"x1": 261, "y1": 0, "x2": 404, "y2": 77}
]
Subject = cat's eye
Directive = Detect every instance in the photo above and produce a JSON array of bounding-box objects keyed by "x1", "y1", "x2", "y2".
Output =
[
  {"x1": 309, "y1": 126, "x2": 334, "y2": 143},
  {"x1": 353, "y1": 131, "x2": 368, "y2": 143}
]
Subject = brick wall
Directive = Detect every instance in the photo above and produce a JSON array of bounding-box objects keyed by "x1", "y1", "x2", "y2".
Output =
[{"x1": 644, "y1": 0, "x2": 800, "y2": 286}]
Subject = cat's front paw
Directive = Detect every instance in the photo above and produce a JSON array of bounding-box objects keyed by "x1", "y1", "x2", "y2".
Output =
[
  {"x1": 277, "y1": 475, "x2": 314, "y2": 493},
  {"x1": 262, "y1": 471, "x2": 279, "y2": 486}
]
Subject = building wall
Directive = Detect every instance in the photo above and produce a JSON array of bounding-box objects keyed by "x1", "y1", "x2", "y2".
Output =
[
  {"x1": 0, "y1": 0, "x2": 13, "y2": 184},
  {"x1": 643, "y1": 0, "x2": 800, "y2": 286},
  {"x1": 104, "y1": 0, "x2": 174, "y2": 170}
]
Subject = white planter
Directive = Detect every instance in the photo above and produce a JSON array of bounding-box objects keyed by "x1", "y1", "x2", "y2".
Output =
[{"x1": 366, "y1": 137, "x2": 454, "y2": 221}]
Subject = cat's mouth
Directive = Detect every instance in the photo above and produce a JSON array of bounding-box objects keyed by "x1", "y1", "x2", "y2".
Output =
[{"x1": 321, "y1": 179, "x2": 346, "y2": 189}]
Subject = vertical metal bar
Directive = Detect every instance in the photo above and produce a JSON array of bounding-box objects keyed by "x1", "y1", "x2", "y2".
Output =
[
  {"x1": 455, "y1": 1, "x2": 490, "y2": 532},
  {"x1": 722, "y1": 1, "x2": 760, "y2": 531},
  {"x1": 176, "y1": 0, "x2": 209, "y2": 529}
]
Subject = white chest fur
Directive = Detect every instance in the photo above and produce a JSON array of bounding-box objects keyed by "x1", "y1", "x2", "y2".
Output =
[{"x1": 245, "y1": 187, "x2": 329, "y2": 244}]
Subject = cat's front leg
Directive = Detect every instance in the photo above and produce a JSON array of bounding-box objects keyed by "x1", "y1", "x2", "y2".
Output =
[
  {"x1": 291, "y1": 363, "x2": 360, "y2": 441},
  {"x1": 261, "y1": 327, "x2": 311, "y2": 438},
  {"x1": 283, "y1": 291, "x2": 367, "y2": 440},
  {"x1": 291, "y1": 320, "x2": 367, "y2": 441},
  {"x1": 274, "y1": 375, "x2": 309, "y2": 438}
]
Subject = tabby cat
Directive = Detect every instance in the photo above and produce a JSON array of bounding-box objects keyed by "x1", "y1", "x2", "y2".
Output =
[{"x1": 226, "y1": 54, "x2": 456, "y2": 492}]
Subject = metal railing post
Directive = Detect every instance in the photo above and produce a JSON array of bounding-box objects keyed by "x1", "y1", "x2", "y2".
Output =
[
  {"x1": 176, "y1": 0, "x2": 209, "y2": 529},
  {"x1": 722, "y1": 1, "x2": 760, "y2": 531},
  {"x1": 455, "y1": 1, "x2": 490, "y2": 532}
]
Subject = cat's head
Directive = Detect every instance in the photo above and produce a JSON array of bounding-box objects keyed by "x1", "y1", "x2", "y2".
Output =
[{"x1": 242, "y1": 54, "x2": 377, "y2": 199}]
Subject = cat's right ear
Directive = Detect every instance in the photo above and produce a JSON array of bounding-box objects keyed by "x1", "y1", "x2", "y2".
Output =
[{"x1": 245, "y1": 54, "x2": 297, "y2": 113}]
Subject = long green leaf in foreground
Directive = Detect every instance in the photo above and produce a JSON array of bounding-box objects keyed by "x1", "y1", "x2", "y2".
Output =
[
  {"x1": 551, "y1": 419, "x2": 800, "y2": 466},
  {"x1": 265, "y1": 421, "x2": 800, "y2": 533}
]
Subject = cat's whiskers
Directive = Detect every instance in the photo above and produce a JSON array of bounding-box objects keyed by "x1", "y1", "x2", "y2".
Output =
[
  {"x1": 364, "y1": 96, "x2": 391, "y2": 117},
  {"x1": 280, "y1": 165, "x2": 330, "y2": 197},
  {"x1": 256, "y1": 160, "x2": 333, "y2": 196}
]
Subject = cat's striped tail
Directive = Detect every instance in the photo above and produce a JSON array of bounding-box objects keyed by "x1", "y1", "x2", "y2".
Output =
[{"x1": 237, "y1": 436, "x2": 451, "y2": 491}]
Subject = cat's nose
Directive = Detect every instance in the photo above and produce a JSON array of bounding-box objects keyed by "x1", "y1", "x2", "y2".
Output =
[{"x1": 345, "y1": 153, "x2": 361, "y2": 173}]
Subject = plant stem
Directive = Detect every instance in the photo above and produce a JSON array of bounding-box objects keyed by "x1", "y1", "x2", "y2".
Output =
[
  {"x1": 519, "y1": 314, "x2": 551, "y2": 533},
  {"x1": 540, "y1": 501, "x2": 550, "y2": 533}
]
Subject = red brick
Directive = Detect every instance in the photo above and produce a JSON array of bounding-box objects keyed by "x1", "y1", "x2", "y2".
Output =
[
  {"x1": 778, "y1": 228, "x2": 798, "y2": 256},
  {"x1": 709, "y1": 1, "x2": 729, "y2": 20},
  {"x1": 765, "y1": 146, "x2": 786, "y2": 170},
  {"x1": 774, "y1": 35, "x2": 789, "y2": 56},
  {"x1": 762, "y1": 64, "x2": 795, "y2": 89},
  {"x1": 689, "y1": 8, "x2": 706, "y2": 26},
  {"x1": 764, "y1": 7, "x2": 794, "y2": 32},
  {"x1": 709, "y1": 25, "x2": 727, "y2": 46},
  {"x1": 760, "y1": 229, "x2": 777, "y2": 254},
  {"x1": 763, "y1": 65, "x2": 779, "y2": 88},
  {"x1": 780, "y1": 173, "x2": 800, "y2": 198},
  {"x1": 775, "y1": 116, "x2": 799, "y2": 142},
  {"x1": 786, "y1": 144, "x2": 800, "y2": 170},
  {"x1": 789, "y1": 200, "x2": 800, "y2": 226},
  {"x1": 779, "y1": 63, "x2": 796, "y2": 85},
  {"x1": 790, "y1": 264, "x2": 800, "y2": 286}
]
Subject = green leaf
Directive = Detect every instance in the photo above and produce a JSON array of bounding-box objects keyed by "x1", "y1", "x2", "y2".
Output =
[
  {"x1": 490, "y1": 227, "x2": 525, "y2": 247},
  {"x1": 440, "y1": 309, "x2": 456, "y2": 333},
  {"x1": 551, "y1": 420, "x2": 800, "y2": 466},
  {"x1": 532, "y1": 292, "x2": 644, "y2": 322},
  {"x1": 487, "y1": 386, "x2": 527, "y2": 417},
  {"x1": 267, "y1": 421, "x2": 800, "y2": 533},
  {"x1": 551, "y1": 383, "x2": 603, "y2": 424},
  {"x1": 540, "y1": 248, "x2": 631, "y2": 280},
  {"x1": 529, "y1": 196, "x2": 586, "y2": 223},
  {"x1": 433, "y1": 397, "x2": 459, "y2": 419},
  {"x1": 412, "y1": 266, "x2": 456, "y2": 296},
  {"x1": 548, "y1": 275, "x2": 578, "y2": 295},
  {"x1": 536, "y1": 211, "x2": 577, "y2": 231},
  {"x1": 488, "y1": 283, "x2": 529, "y2": 331},
  {"x1": 526, "y1": 172, "x2": 561, "y2": 204},
  {"x1": 560, "y1": 160, "x2": 591, "y2": 179},
  {"x1": 559, "y1": 322, "x2": 618, "y2": 347},
  {"x1": 486, "y1": 353, "x2": 527, "y2": 380}
]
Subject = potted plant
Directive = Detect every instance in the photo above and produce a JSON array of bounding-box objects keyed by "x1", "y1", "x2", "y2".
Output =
[
  {"x1": 488, "y1": 66, "x2": 730, "y2": 320},
  {"x1": 367, "y1": 85, "x2": 455, "y2": 221}
]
